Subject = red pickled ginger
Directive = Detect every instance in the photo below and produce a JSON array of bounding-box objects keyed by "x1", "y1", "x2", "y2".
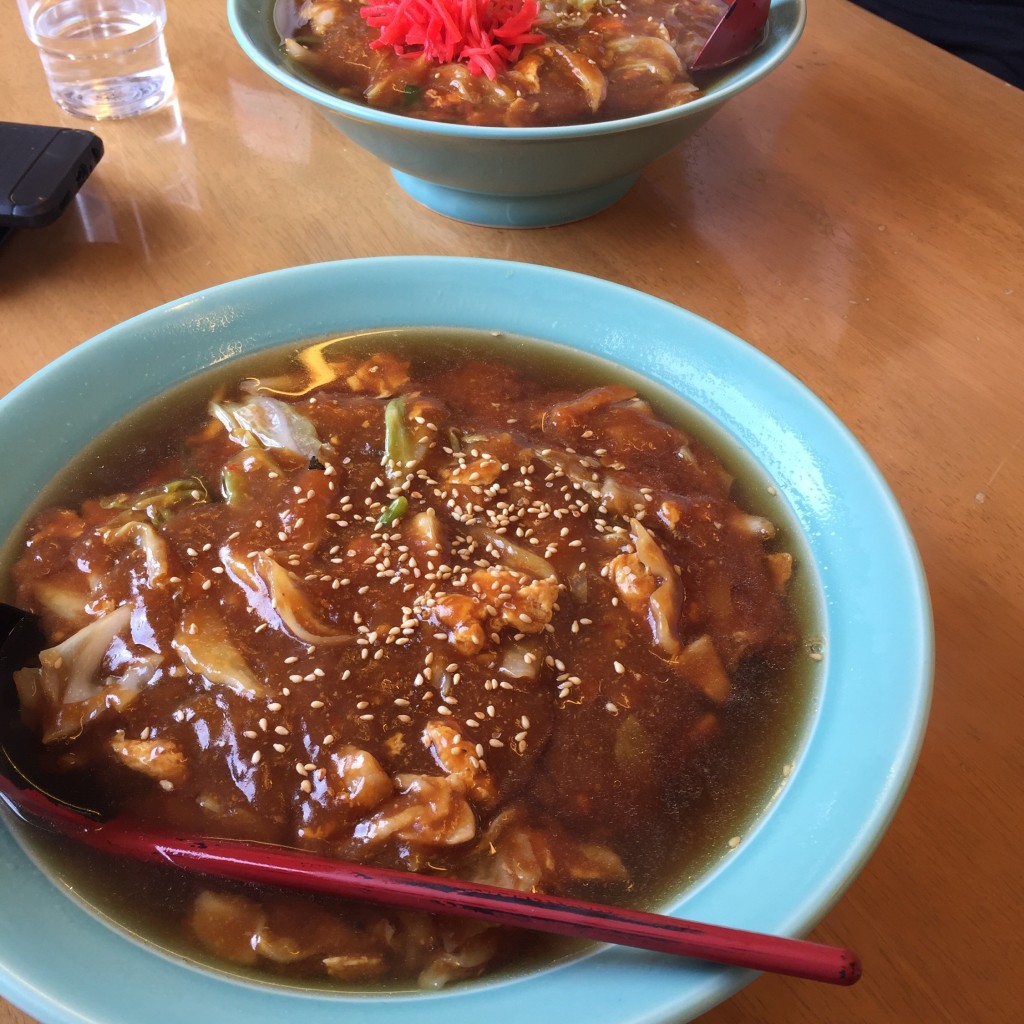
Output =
[{"x1": 360, "y1": 0, "x2": 545, "y2": 79}]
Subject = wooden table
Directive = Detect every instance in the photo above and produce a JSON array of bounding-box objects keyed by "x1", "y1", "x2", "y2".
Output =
[{"x1": 2, "y1": 1, "x2": 1021, "y2": 1021}]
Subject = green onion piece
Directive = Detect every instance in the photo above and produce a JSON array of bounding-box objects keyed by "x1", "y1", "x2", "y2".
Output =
[
  {"x1": 378, "y1": 496, "x2": 409, "y2": 527},
  {"x1": 220, "y1": 448, "x2": 281, "y2": 506},
  {"x1": 100, "y1": 477, "x2": 208, "y2": 525},
  {"x1": 384, "y1": 397, "x2": 415, "y2": 479}
]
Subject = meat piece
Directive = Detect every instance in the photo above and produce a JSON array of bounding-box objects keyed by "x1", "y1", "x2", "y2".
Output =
[
  {"x1": 428, "y1": 593, "x2": 488, "y2": 656},
  {"x1": 471, "y1": 806, "x2": 628, "y2": 892},
  {"x1": 766, "y1": 551, "x2": 793, "y2": 592},
  {"x1": 422, "y1": 720, "x2": 497, "y2": 806},
  {"x1": 352, "y1": 773, "x2": 477, "y2": 849},
  {"x1": 345, "y1": 352, "x2": 410, "y2": 397},
  {"x1": 188, "y1": 891, "x2": 264, "y2": 965},
  {"x1": 297, "y1": 746, "x2": 394, "y2": 843},
  {"x1": 606, "y1": 551, "x2": 655, "y2": 615},
  {"x1": 425, "y1": 568, "x2": 559, "y2": 657},
  {"x1": 330, "y1": 746, "x2": 394, "y2": 812},
  {"x1": 469, "y1": 568, "x2": 558, "y2": 634},
  {"x1": 188, "y1": 890, "x2": 388, "y2": 980},
  {"x1": 110, "y1": 731, "x2": 188, "y2": 788},
  {"x1": 407, "y1": 508, "x2": 445, "y2": 554},
  {"x1": 442, "y1": 452, "x2": 505, "y2": 488}
]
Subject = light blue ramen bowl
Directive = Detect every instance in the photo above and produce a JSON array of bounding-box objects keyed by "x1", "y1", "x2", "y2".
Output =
[
  {"x1": 0, "y1": 258, "x2": 931, "y2": 1024},
  {"x1": 227, "y1": 0, "x2": 806, "y2": 227}
]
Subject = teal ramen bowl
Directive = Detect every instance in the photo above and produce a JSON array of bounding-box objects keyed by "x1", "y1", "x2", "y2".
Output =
[
  {"x1": 227, "y1": 0, "x2": 806, "y2": 227},
  {"x1": 0, "y1": 259, "x2": 931, "y2": 1024}
]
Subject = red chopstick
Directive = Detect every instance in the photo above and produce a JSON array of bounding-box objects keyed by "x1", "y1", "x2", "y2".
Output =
[{"x1": 50, "y1": 811, "x2": 859, "y2": 985}]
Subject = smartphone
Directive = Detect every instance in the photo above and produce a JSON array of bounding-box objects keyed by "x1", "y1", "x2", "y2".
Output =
[{"x1": 0, "y1": 121, "x2": 104, "y2": 229}]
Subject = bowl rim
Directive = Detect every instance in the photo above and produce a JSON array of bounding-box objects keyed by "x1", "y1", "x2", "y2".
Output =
[
  {"x1": 226, "y1": 0, "x2": 808, "y2": 140},
  {"x1": 0, "y1": 256, "x2": 932, "y2": 1024}
]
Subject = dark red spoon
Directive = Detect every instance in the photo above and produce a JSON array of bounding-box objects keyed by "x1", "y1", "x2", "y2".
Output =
[
  {"x1": 690, "y1": 0, "x2": 771, "y2": 72},
  {"x1": 0, "y1": 604, "x2": 860, "y2": 986}
]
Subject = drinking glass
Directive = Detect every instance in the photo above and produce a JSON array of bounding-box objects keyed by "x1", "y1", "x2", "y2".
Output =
[{"x1": 17, "y1": 0, "x2": 175, "y2": 120}]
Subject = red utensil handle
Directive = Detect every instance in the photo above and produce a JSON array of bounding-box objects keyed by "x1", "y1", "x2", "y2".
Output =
[{"x1": 90, "y1": 820, "x2": 861, "y2": 986}]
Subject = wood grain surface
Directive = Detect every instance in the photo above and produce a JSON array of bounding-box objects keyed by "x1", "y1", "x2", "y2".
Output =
[{"x1": 1, "y1": 0, "x2": 1021, "y2": 1021}]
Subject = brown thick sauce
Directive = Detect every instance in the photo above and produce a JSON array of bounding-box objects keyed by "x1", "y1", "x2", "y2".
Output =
[
  {"x1": 278, "y1": 0, "x2": 728, "y2": 126},
  {"x1": 8, "y1": 332, "x2": 810, "y2": 988}
]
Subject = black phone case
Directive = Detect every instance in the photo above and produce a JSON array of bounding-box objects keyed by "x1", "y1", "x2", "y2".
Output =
[{"x1": 0, "y1": 121, "x2": 104, "y2": 229}]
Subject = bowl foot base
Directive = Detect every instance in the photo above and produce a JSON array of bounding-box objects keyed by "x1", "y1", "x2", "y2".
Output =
[{"x1": 391, "y1": 171, "x2": 638, "y2": 228}]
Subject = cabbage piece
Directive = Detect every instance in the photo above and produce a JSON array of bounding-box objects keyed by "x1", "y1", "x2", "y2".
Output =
[
  {"x1": 533, "y1": 445, "x2": 657, "y2": 517},
  {"x1": 172, "y1": 606, "x2": 268, "y2": 698},
  {"x1": 30, "y1": 579, "x2": 92, "y2": 633},
  {"x1": 467, "y1": 525, "x2": 558, "y2": 581},
  {"x1": 220, "y1": 547, "x2": 353, "y2": 647},
  {"x1": 211, "y1": 395, "x2": 325, "y2": 462},
  {"x1": 606, "y1": 35, "x2": 682, "y2": 86},
  {"x1": 13, "y1": 604, "x2": 160, "y2": 742},
  {"x1": 497, "y1": 639, "x2": 543, "y2": 681},
  {"x1": 417, "y1": 922, "x2": 499, "y2": 991},
  {"x1": 543, "y1": 385, "x2": 636, "y2": 430},
  {"x1": 532, "y1": 446, "x2": 602, "y2": 497},
  {"x1": 629, "y1": 517, "x2": 684, "y2": 656},
  {"x1": 670, "y1": 634, "x2": 732, "y2": 703},
  {"x1": 102, "y1": 520, "x2": 170, "y2": 584},
  {"x1": 100, "y1": 478, "x2": 207, "y2": 525},
  {"x1": 29, "y1": 604, "x2": 132, "y2": 709}
]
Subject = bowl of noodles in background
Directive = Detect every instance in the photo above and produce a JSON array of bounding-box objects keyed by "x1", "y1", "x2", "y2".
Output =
[
  {"x1": 0, "y1": 258, "x2": 932, "y2": 1024},
  {"x1": 227, "y1": 0, "x2": 806, "y2": 227}
]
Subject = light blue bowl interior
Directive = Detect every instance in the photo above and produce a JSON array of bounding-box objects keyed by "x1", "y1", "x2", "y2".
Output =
[{"x1": 0, "y1": 258, "x2": 932, "y2": 1024}]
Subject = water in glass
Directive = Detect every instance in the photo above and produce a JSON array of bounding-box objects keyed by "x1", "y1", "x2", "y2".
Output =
[{"x1": 21, "y1": 0, "x2": 174, "y2": 120}]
